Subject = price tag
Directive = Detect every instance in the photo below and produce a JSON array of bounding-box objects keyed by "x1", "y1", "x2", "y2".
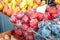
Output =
[{"x1": 36, "y1": 4, "x2": 47, "y2": 13}]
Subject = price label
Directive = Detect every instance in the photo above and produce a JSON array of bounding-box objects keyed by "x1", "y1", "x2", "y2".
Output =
[{"x1": 36, "y1": 4, "x2": 47, "y2": 13}]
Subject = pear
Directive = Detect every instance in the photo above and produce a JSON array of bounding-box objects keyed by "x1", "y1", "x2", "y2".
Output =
[{"x1": 0, "y1": 3, "x2": 3, "y2": 11}]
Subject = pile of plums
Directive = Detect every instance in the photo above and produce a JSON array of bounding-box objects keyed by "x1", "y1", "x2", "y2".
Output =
[{"x1": 10, "y1": 4, "x2": 60, "y2": 40}]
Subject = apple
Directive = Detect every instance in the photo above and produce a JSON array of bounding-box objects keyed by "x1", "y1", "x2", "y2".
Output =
[
  {"x1": 16, "y1": 10, "x2": 24, "y2": 19},
  {"x1": 14, "y1": 26, "x2": 18, "y2": 30},
  {"x1": 3, "y1": 5, "x2": 8, "y2": 15},
  {"x1": 56, "y1": 4, "x2": 60, "y2": 11},
  {"x1": 30, "y1": 18, "x2": 38, "y2": 28},
  {"x1": 7, "y1": 9, "x2": 13, "y2": 17},
  {"x1": 16, "y1": 20, "x2": 22, "y2": 27},
  {"x1": 27, "y1": 27, "x2": 34, "y2": 35},
  {"x1": 37, "y1": 12, "x2": 44, "y2": 21},
  {"x1": 10, "y1": 16, "x2": 17, "y2": 23},
  {"x1": 22, "y1": 15, "x2": 29, "y2": 23},
  {"x1": 51, "y1": 13, "x2": 58, "y2": 19},
  {"x1": 23, "y1": 31, "x2": 28, "y2": 36},
  {"x1": 44, "y1": 12, "x2": 52, "y2": 20},
  {"x1": 49, "y1": 7, "x2": 58, "y2": 14},
  {"x1": 57, "y1": 10, "x2": 60, "y2": 13},
  {"x1": 27, "y1": 27, "x2": 33, "y2": 32},
  {"x1": 16, "y1": 13, "x2": 24, "y2": 19},
  {"x1": 22, "y1": 23, "x2": 29, "y2": 30},
  {"x1": 25, "y1": 35, "x2": 34, "y2": 40},
  {"x1": 56, "y1": 4, "x2": 60, "y2": 13},
  {"x1": 16, "y1": 10, "x2": 23, "y2": 14},
  {"x1": 30, "y1": 12, "x2": 37, "y2": 19},
  {"x1": 16, "y1": 29, "x2": 23, "y2": 35},
  {"x1": 26, "y1": 10, "x2": 33, "y2": 17}
]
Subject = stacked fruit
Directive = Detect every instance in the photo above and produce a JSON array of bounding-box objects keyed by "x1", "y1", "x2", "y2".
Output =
[
  {"x1": 0, "y1": 0, "x2": 60, "y2": 40},
  {"x1": 0, "y1": 0, "x2": 46, "y2": 17},
  {"x1": 35, "y1": 18, "x2": 60, "y2": 40},
  {"x1": 9, "y1": 4, "x2": 60, "y2": 40}
]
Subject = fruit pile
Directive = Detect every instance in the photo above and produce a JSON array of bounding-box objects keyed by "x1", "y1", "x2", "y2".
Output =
[
  {"x1": 10, "y1": 4, "x2": 60, "y2": 40},
  {"x1": 36, "y1": 13, "x2": 60, "y2": 40},
  {"x1": 0, "y1": 0, "x2": 60, "y2": 40},
  {"x1": 34, "y1": 18, "x2": 60, "y2": 40},
  {"x1": 0, "y1": 0, "x2": 46, "y2": 17}
]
